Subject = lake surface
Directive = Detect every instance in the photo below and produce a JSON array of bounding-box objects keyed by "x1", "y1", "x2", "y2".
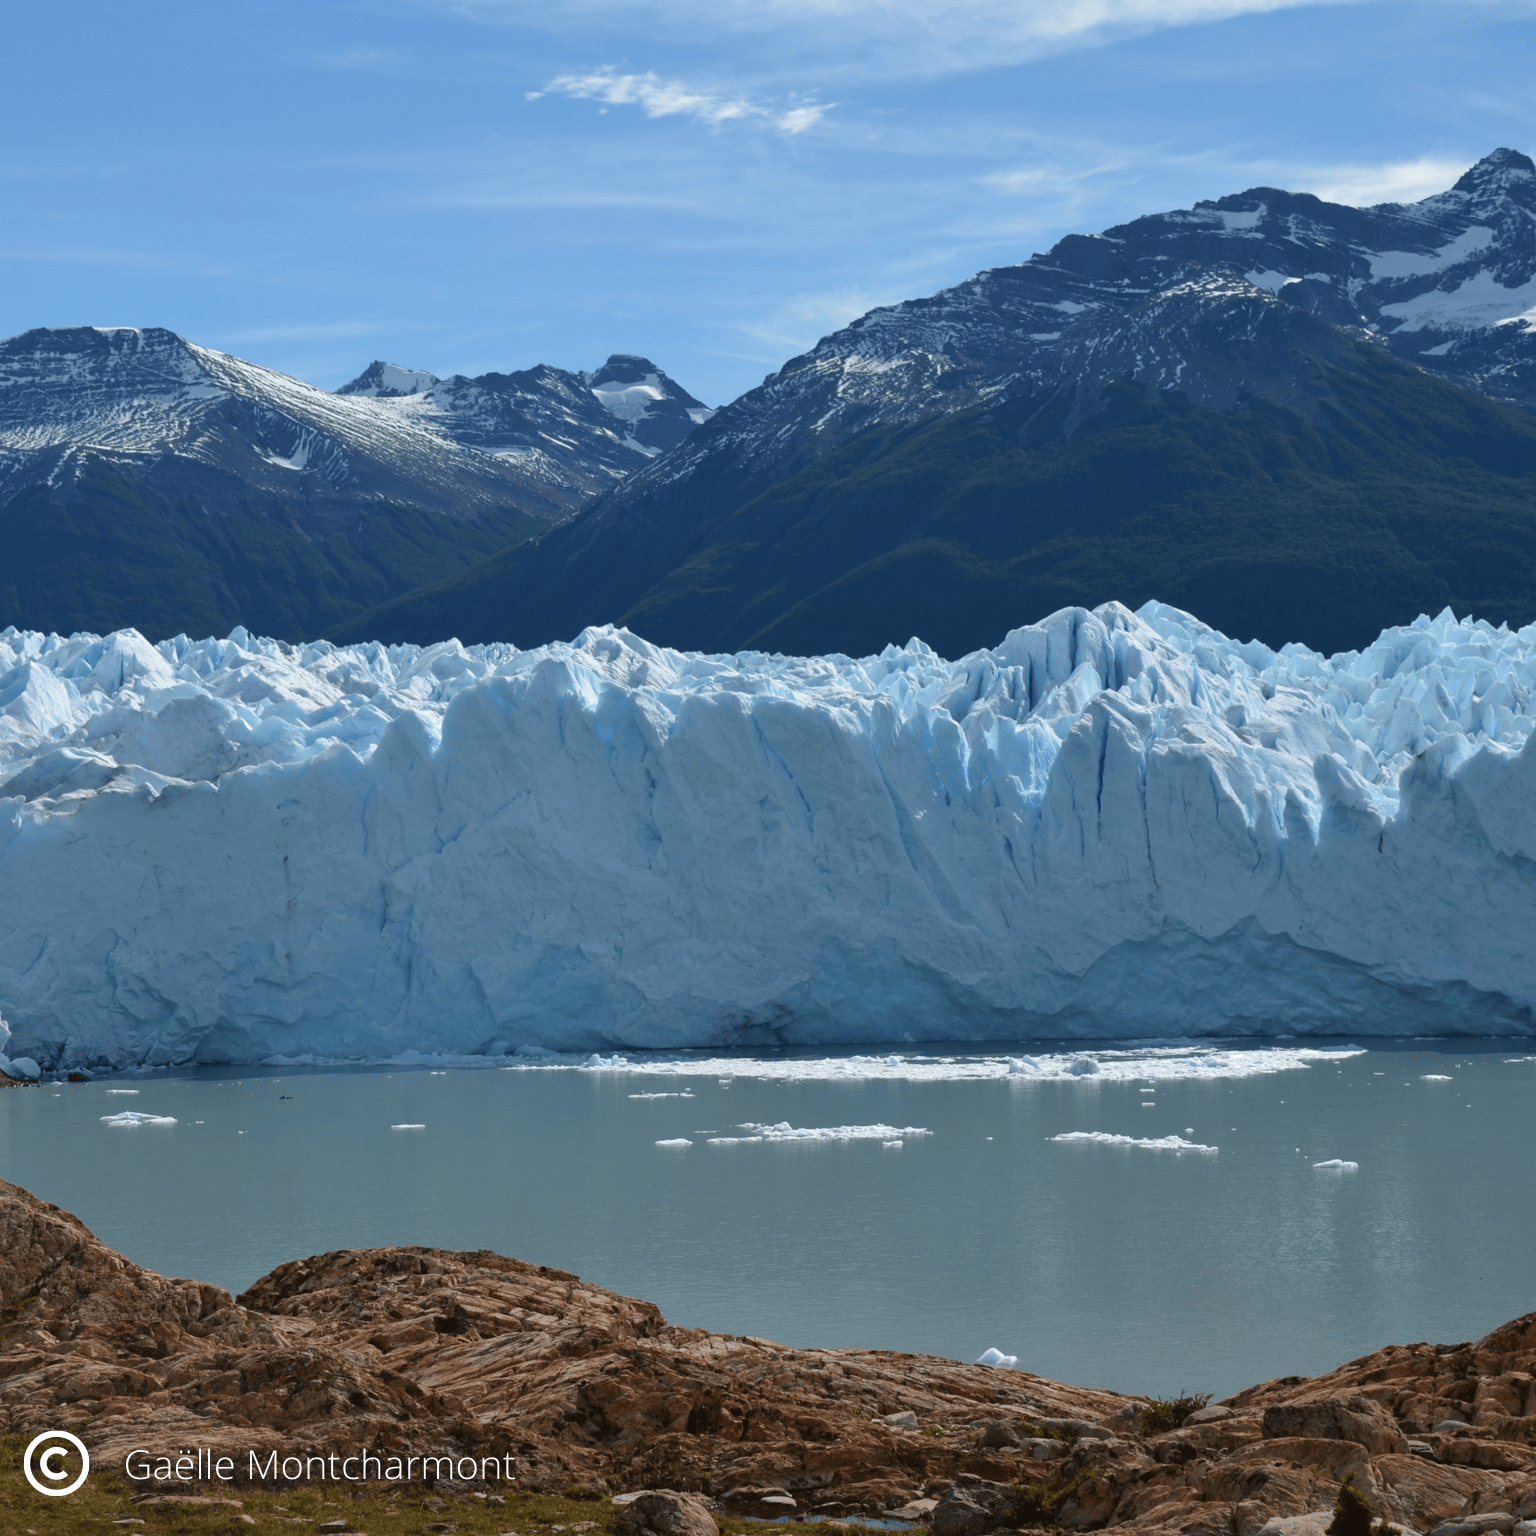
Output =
[{"x1": 1, "y1": 1040, "x2": 1531, "y2": 1402}]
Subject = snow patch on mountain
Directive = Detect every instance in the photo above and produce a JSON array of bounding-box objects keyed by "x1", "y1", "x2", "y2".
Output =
[{"x1": 1380, "y1": 268, "x2": 1536, "y2": 332}]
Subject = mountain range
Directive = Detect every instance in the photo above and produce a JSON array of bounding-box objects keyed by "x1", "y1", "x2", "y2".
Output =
[
  {"x1": 336, "y1": 148, "x2": 1536, "y2": 658},
  {"x1": 8, "y1": 151, "x2": 1536, "y2": 656},
  {"x1": 0, "y1": 328, "x2": 708, "y2": 640}
]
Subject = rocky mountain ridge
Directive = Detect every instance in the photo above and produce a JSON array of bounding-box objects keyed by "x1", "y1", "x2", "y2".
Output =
[
  {"x1": 0, "y1": 328, "x2": 708, "y2": 640},
  {"x1": 336, "y1": 350, "x2": 713, "y2": 494},
  {"x1": 640, "y1": 145, "x2": 1536, "y2": 497},
  {"x1": 0, "y1": 1178, "x2": 1532, "y2": 1535}
]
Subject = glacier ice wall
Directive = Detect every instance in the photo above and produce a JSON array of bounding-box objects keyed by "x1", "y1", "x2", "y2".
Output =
[{"x1": 2, "y1": 602, "x2": 1535, "y2": 1066}]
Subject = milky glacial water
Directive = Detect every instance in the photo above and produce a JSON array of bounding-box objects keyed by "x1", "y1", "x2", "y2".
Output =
[{"x1": 1, "y1": 1041, "x2": 1532, "y2": 1402}]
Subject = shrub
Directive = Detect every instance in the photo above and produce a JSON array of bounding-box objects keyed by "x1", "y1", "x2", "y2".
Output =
[
  {"x1": 1008, "y1": 1465, "x2": 1096, "y2": 1527},
  {"x1": 1139, "y1": 1393, "x2": 1212, "y2": 1434},
  {"x1": 1325, "y1": 1477, "x2": 1399, "y2": 1536}
]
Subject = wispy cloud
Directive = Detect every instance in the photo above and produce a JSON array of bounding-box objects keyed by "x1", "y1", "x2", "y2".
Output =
[
  {"x1": 421, "y1": 186, "x2": 698, "y2": 211},
  {"x1": 531, "y1": 69, "x2": 829, "y2": 133},
  {"x1": 223, "y1": 320, "x2": 394, "y2": 344},
  {"x1": 0, "y1": 244, "x2": 237, "y2": 278},
  {"x1": 444, "y1": 0, "x2": 1375, "y2": 81},
  {"x1": 311, "y1": 47, "x2": 409, "y2": 71},
  {"x1": 1301, "y1": 156, "x2": 1473, "y2": 206},
  {"x1": 735, "y1": 287, "x2": 901, "y2": 355}
]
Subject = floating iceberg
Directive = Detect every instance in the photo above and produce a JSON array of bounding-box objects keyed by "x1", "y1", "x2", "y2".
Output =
[
  {"x1": 3, "y1": 599, "x2": 1536, "y2": 1068},
  {"x1": 100, "y1": 1110, "x2": 176, "y2": 1127},
  {"x1": 1052, "y1": 1131, "x2": 1218, "y2": 1153},
  {"x1": 976, "y1": 1348, "x2": 1018, "y2": 1368}
]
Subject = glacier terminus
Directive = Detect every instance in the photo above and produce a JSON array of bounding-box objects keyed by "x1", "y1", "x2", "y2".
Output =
[{"x1": 2, "y1": 601, "x2": 1535, "y2": 1069}]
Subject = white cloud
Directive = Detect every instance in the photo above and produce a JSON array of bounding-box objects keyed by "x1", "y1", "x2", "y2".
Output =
[
  {"x1": 534, "y1": 70, "x2": 829, "y2": 134},
  {"x1": 1300, "y1": 156, "x2": 1474, "y2": 206}
]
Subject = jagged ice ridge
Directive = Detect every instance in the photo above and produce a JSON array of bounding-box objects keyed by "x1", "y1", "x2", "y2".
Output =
[{"x1": 2, "y1": 600, "x2": 1535, "y2": 1068}]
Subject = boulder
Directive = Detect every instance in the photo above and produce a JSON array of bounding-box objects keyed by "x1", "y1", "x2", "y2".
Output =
[
  {"x1": 616, "y1": 1491, "x2": 720, "y2": 1536},
  {"x1": 1252, "y1": 1516, "x2": 1333, "y2": 1536},
  {"x1": 930, "y1": 1476, "x2": 1014, "y2": 1536},
  {"x1": 1429, "y1": 1517, "x2": 1515, "y2": 1536},
  {"x1": 1261, "y1": 1398, "x2": 1409, "y2": 1455},
  {"x1": 975, "y1": 1419, "x2": 1021, "y2": 1449}
]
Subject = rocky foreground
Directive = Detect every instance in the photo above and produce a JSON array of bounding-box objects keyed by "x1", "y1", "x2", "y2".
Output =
[{"x1": 0, "y1": 1179, "x2": 1532, "y2": 1535}]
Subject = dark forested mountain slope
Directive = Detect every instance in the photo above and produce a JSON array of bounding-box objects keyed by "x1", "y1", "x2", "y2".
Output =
[{"x1": 335, "y1": 150, "x2": 1536, "y2": 658}]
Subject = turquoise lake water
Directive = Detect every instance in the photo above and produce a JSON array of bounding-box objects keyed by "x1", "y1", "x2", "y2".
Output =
[{"x1": 1, "y1": 1039, "x2": 1531, "y2": 1401}]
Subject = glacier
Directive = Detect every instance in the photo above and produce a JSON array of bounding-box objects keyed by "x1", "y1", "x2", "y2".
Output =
[{"x1": 2, "y1": 600, "x2": 1535, "y2": 1069}]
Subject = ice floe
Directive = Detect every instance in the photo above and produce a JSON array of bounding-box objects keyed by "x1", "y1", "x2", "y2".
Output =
[
  {"x1": 707, "y1": 1121, "x2": 932, "y2": 1144},
  {"x1": 976, "y1": 1348, "x2": 1018, "y2": 1367},
  {"x1": 100, "y1": 1110, "x2": 176, "y2": 1127},
  {"x1": 1051, "y1": 1131, "x2": 1218, "y2": 1153}
]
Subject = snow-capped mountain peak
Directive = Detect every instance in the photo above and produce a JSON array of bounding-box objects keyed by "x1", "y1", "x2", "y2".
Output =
[
  {"x1": 1452, "y1": 146, "x2": 1536, "y2": 197},
  {"x1": 0, "y1": 325, "x2": 531, "y2": 510},
  {"x1": 336, "y1": 360, "x2": 442, "y2": 398},
  {"x1": 586, "y1": 353, "x2": 714, "y2": 454},
  {"x1": 334, "y1": 352, "x2": 712, "y2": 479}
]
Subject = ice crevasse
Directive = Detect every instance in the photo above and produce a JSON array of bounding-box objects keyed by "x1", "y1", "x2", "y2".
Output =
[{"x1": 1, "y1": 599, "x2": 1535, "y2": 1068}]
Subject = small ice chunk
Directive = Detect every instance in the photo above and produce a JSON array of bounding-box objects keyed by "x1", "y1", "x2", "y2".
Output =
[
  {"x1": 655, "y1": 1137, "x2": 692, "y2": 1147},
  {"x1": 3, "y1": 1057, "x2": 41, "y2": 1080},
  {"x1": 976, "y1": 1347, "x2": 1018, "y2": 1367},
  {"x1": 883, "y1": 1139, "x2": 903, "y2": 1148},
  {"x1": 390, "y1": 1123, "x2": 426, "y2": 1130},
  {"x1": 101, "y1": 1110, "x2": 176, "y2": 1127},
  {"x1": 1069, "y1": 1057, "x2": 1100, "y2": 1076},
  {"x1": 1313, "y1": 1158, "x2": 1358, "y2": 1170},
  {"x1": 1421, "y1": 1074, "x2": 1452, "y2": 1081},
  {"x1": 105, "y1": 1088, "x2": 140, "y2": 1094}
]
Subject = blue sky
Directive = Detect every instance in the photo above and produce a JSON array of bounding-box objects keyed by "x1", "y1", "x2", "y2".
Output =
[{"x1": 4, "y1": 0, "x2": 1534, "y2": 406}]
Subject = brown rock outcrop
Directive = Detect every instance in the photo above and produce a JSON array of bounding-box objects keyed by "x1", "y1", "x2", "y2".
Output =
[{"x1": 1, "y1": 1177, "x2": 1533, "y2": 1534}]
